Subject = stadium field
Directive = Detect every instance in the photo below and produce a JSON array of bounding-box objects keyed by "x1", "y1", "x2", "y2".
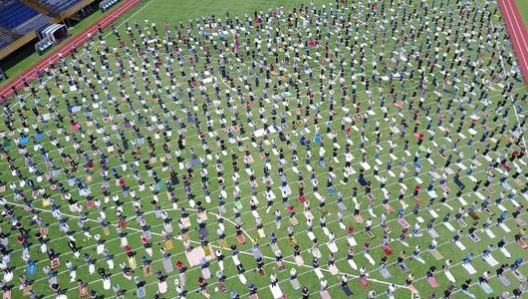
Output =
[{"x1": 0, "y1": 0, "x2": 528, "y2": 299}]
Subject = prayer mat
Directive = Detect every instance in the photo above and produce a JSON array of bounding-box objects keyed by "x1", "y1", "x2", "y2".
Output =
[
  {"x1": 314, "y1": 268, "x2": 324, "y2": 280},
  {"x1": 444, "y1": 222, "x2": 455, "y2": 232},
  {"x1": 251, "y1": 247, "x2": 263, "y2": 260},
  {"x1": 429, "y1": 209, "x2": 439, "y2": 219},
  {"x1": 518, "y1": 239, "x2": 528, "y2": 249},
  {"x1": 430, "y1": 171, "x2": 441, "y2": 179},
  {"x1": 383, "y1": 245, "x2": 393, "y2": 255},
  {"x1": 512, "y1": 270, "x2": 527, "y2": 282},
  {"x1": 158, "y1": 281, "x2": 168, "y2": 294},
  {"x1": 294, "y1": 255, "x2": 304, "y2": 266},
  {"x1": 430, "y1": 249, "x2": 443, "y2": 260},
  {"x1": 366, "y1": 231, "x2": 376, "y2": 239},
  {"x1": 51, "y1": 257, "x2": 60, "y2": 269},
  {"x1": 498, "y1": 275, "x2": 511, "y2": 287},
  {"x1": 23, "y1": 285, "x2": 32, "y2": 296},
  {"x1": 348, "y1": 259, "x2": 358, "y2": 270},
  {"x1": 290, "y1": 278, "x2": 300, "y2": 290},
  {"x1": 359, "y1": 277, "x2": 371, "y2": 289},
  {"x1": 320, "y1": 290, "x2": 331, "y2": 299},
  {"x1": 341, "y1": 285, "x2": 353, "y2": 296},
  {"x1": 398, "y1": 218, "x2": 410, "y2": 229},
  {"x1": 462, "y1": 263, "x2": 477, "y2": 275},
  {"x1": 500, "y1": 247, "x2": 512, "y2": 258},
  {"x1": 79, "y1": 285, "x2": 89, "y2": 297},
  {"x1": 3, "y1": 290, "x2": 12, "y2": 299},
  {"x1": 328, "y1": 242, "x2": 338, "y2": 253},
  {"x1": 181, "y1": 217, "x2": 191, "y2": 228},
  {"x1": 201, "y1": 267, "x2": 211, "y2": 280},
  {"x1": 276, "y1": 261, "x2": 285, "y2": 271},
  {"x1": 427, "y1": 277, "x2": 439, "y2": 288},
  {"x1": 455, "y1": 241, "x2": 466, "y2": 251},
  {"x1": 329, "y1": 265, "x2": 339, "y2": 275},
  {"x1": 128, "y1": 256, "x2": 137, "y2": 269},
  {"x1": 185, "y1": 244, "x2": 215, "y2": 267},
  {"x1": 379, "y1": 267, "x2": 391, "y2": 278},
  {"x1": 440, "y1": 184, "x2": 450, "y2": 193},
  {"x1": 458, "y1": 219, "x2": 467, "y2": 227},
  {"x1": 364, "y1": 253, "x2": 375, "y2": 265},
  {"x1": 269, "y1": 285, "x2": 285, "y2": 299},
  {"x1": 143, "y1": 265, "x2": 152, "y2": 276},
  {"x1": 484, "y1": 208, "x2": 495, "y2": 216},
  {"x1": 484, "y1": 254, "x2": 499, "y2": 267},
  {"x1": 383, "y1": 204, "x2": 394, "y2": 212},
  {"x1": 445, "y1": 270, "x2": 456, "y2": 283},
  {"x1": 27, "y1": 262, "x2": 36, "y2": 276},
  {"x1": 469, "y1": 234, "x2": 480, "y2": 242},
  {"x1": 399, "y1": 262, "x2": 409, "y2": 272},
  {"x1": 499, "y1": 223, "x2": 511, "y2": 233},
  {"x1": 480, "y1": 283, "x2": 493, "y2": 295},
  {"x1": 165, "y1": 240, "x2": 174, "y2": 250},
  {"x1": 427, "y1": 190, "x2": 438, "y2": 198},
  {"x1": 236, "y1": 234, "x2": 246, "y2": 245}
]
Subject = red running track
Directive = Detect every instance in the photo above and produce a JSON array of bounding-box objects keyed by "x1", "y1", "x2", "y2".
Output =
[
  {"x1": 499, "y1": 0, "x2": 528, "y2": 86},
  {"x1": 0, "y1": 0, "x2": 142, "y2": 102}
]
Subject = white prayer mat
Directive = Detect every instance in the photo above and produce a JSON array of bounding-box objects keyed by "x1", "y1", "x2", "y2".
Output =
[
  {"x1": 499, "y1": 223, "x2": 511, "y2": 232},
  {"x1": 500, "y1": 247, "x2": 512, "y2": 258},
  {"x1": 348, "y1": 259, "x2": 358, "y2": 270},
  {"x1": 483, "y1": 255, "x2": 499, "y2": 267},
  {"x1": 364, "y1": 253, "x2": 375, "y2": 265},
  {"x1": 445, "y1": 270, "x2": 456, "y2": 283},
  {"x1": 444, "y1": 222, "x2": 455, "y2": 232},
  {"x1": 462, "y1": 263, "x2": 477, "y2": 275},
  {"x1": 270, "y1": 285, "x2": 285, "y2": 299},
  {"x1": 455, "y1": 241, "x2": 466, "y2": 251},
  {"x1": 484, "y1": 228, "x2": 496, "y2": 239}
]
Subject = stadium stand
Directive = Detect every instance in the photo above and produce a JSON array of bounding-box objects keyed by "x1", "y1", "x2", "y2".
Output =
[
  {"x1": 13, "y1": 14, "x2": 52, "y2": 35},
  {"x1": 100, "y1": 0, "x2": 120, "y2": 12},
  {"x1": 0, "y1": 0, "x2": 39, "y2": 29},
  {"x1": 0, "y1": 0, "x2": 97, "y2": 62},
  {"x1": 38, "y1": 0, "x2": 82, "y2": 13}
]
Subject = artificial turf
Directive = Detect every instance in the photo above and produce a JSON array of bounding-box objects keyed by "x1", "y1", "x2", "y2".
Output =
[{"x1": 515, "y1": 0, "x2": 528, "y2": 30}]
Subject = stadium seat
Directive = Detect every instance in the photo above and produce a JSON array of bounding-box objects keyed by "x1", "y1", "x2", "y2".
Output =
[
  {"x1": 99, "y1": 0, "x2": 120, "y2": 12},
  {"x1": 0, "y1": 39, "x2": 8, "y2": 50},
  {"x1": 0, "y1": 0, "x2": 39, "y2": 29},
  {"x1": 0, "y1": 29, "x2": 19, "y2": 50},
  {"x1": 12, "y1": 14, "x2": 52, "y2": 35},
  {"x1": 38, "y1": 0, "x2": 82, "y2": 12}
]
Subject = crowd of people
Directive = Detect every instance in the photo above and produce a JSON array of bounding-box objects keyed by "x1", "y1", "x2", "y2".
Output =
[{"x1": 0, "y1": 0, "x2": 527, "y2": 298}]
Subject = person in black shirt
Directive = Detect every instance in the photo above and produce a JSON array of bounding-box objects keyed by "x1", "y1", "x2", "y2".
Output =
[{"x1": 301, "y1": 287, "x2": 309, "y2": 299}]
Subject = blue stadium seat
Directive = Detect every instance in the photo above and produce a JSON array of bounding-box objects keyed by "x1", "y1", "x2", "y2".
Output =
[
  {"x1": 39, "y1": 0, "x2": 82, "y2": 12},
  {"x1": 0, "y1": 0, "x2": 39, "y2": 29},
  {"x1": 0, "y1": 39, "x2": 9, "y2": 50},
  {"x1": 0, "y1": 30, "x2": 16, "y2": 50},
  {"x1": 13, "y1": 14, "x2": 53, "y2": 35},
  {"x1": 100, "y1": 0, "x2": 120, "y2": 12}
]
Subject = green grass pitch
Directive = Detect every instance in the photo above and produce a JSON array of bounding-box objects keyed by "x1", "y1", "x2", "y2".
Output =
[{"x1": 1, "y1": 0, "x2": 528, "y2": 299}]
